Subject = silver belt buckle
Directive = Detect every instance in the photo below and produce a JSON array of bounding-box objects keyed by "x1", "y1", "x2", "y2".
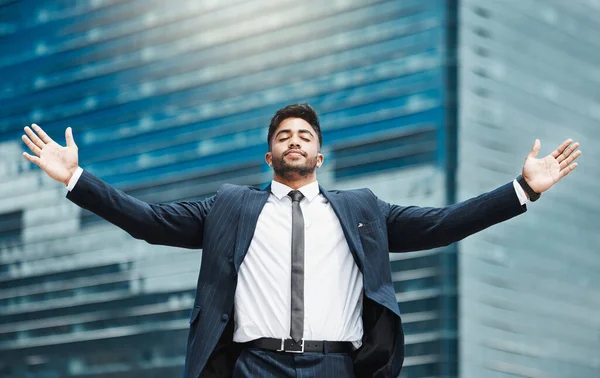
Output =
[{"x1": 278, "y1": 338, "x2": 304, "y2": 353}]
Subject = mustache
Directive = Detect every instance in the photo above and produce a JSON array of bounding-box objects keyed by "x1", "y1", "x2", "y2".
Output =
[{"x1": 284, "y1": 149, "x2": 306, "y2": 157}]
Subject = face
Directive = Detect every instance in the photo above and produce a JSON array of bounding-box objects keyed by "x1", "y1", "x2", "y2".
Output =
[{"x1": 265, "y1": 118, "x2": 324, "y2": 180}]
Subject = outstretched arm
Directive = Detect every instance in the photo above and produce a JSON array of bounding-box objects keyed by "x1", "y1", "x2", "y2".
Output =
[
  {"x1": 382, "y1": 138, "x2": 581, "y2": 252},
  {"x1": 381, "y1": 182, "x2": 526, "y2": 252},
  {"x1": 21, "y1": 124, "x2": 213, "y2": 248}
]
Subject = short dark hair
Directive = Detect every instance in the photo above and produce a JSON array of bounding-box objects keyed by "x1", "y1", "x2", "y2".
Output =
[{"x1": 267, "y1": 103, "x2": 322, "y2": 150}]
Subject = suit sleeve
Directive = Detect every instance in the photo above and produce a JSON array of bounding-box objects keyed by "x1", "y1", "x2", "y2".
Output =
[
  {"x1": 377, "y1": 182, "x2": 527, "y2": 252},
  {"x1": 66, "y1": 170, "x2": 215, "y2": 249}
]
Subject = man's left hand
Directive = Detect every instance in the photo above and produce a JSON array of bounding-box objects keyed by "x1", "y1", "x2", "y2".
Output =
[{"x1": 522, "y1": 138, "x2": 581, "y2": 194}]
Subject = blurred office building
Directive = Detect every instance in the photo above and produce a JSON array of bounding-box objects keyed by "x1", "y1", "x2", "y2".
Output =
[
  {"x1": 457, "y1": 1, "x2": 600, "y2": 377},
  {"x1": 0, "y1": 0, "x2": 598, "y2": 377}
]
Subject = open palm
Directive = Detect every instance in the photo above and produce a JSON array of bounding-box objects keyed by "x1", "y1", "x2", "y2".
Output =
[
  {"x1": 522, "y1": 139, "x2": 581, "y2": 194},
  {"x1": 22, "y1": 124, "x2": 79, "y2": 185}
]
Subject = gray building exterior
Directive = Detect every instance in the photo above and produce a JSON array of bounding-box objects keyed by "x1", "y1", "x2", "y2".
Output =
[{"x1": 458, "y1": 1, "x2": 600, "y2": 377}]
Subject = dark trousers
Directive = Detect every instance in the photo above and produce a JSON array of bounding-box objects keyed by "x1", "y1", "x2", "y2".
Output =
[{"x1": 232, "y1": 348, "x2": 355, "y2": 378}]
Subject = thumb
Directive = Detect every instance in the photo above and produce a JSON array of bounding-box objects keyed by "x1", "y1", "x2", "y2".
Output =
[
  {"x1": 528, "y1": 139, "x2": 541, "y2": 158},
  {"x1": 65, "y1": 127, "x2": 77, "y2": 148}
]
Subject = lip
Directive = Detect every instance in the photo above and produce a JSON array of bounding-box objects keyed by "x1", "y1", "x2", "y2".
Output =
[{"x1": 285, "y1": 151, "x2": 305, "y2": 157}]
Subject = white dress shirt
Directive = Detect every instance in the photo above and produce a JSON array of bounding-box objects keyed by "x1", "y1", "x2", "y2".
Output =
[
  {"x1": 67, "y1": 168, "x2": 528, "y2": 348},
  {"x1": 233, "y1": 180, "x2": 364, "y2": 347}
]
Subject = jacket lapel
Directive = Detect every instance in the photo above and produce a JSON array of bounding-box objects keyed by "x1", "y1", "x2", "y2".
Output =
[
  {"x1": 232, "y1": 185, "x2": 367, "y2": 273},
  {"x1": 319, "y1": 186, "x2": 366, "y2": 272},
  {"x1": 232, "y1": 186, "x2": 271, "y2": 271}
]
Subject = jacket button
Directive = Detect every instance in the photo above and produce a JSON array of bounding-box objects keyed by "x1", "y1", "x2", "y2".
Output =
[
  {"x1": 221, "y1": 314, "x2": 229, "y2": 322},
  {"x1": 228, "y1": 257, "x2": 234, "y2": 264}
]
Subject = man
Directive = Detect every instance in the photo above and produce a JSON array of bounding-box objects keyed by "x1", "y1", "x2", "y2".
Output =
[{"x1": 21, "y1": 104, "x2": 580, "y2": 378}]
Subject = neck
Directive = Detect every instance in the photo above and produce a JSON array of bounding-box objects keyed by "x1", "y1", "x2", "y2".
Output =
[{"x1": 273, "y1": 173, "x2": 317, "y2": 190}]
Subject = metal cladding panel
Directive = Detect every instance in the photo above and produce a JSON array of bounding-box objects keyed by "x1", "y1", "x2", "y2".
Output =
[{"x1": 458, "y1": 1, "x2": 600, "y2": 377}]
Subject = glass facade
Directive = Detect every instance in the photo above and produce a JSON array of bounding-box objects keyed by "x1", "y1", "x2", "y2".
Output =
[
  {"x1": 458, "y1": 1, "x2": 600, "y2": 377},
  {"x1": 0, "y1": 1, "x2": 455, "y2": 377}
]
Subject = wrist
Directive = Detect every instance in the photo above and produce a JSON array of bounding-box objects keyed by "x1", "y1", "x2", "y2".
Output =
[
  {"x1": 63, "y1": 167, "x2": 77, "y2": 186},
  {"x1": 517, "y1": 174, "x2": 540, "y2": 202}
]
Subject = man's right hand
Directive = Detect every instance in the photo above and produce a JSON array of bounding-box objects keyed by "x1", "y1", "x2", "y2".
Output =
[{"x1": 22, "y1": 124, "x2": 79, "y2": 186}]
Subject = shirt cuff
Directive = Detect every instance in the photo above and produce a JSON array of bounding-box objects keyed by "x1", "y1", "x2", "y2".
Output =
[
  {"x1": 66, "y1": 167, "x2": 84, "y2": 192},
  {"x1": 513, "y1": 179, "x2": 528, "y2": 206}
]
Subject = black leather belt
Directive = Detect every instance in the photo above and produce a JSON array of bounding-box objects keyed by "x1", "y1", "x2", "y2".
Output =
[{"x1": 240, "y1": 337, "x2": 354, "y2": 354}]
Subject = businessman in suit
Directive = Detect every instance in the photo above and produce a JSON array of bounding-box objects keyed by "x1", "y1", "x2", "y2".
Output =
[{"x1": 21, "y1": 104, "x2": 580, "y2": 378}]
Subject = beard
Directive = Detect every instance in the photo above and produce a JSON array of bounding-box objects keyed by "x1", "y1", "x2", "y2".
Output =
[{"x1": 272, "y1": 151, "x2": 318, "y2": 179}]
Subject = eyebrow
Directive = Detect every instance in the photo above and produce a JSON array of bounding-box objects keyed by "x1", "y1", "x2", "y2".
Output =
[{"x1": 275, "y1": 129, "x2": 314, "y2": 139}]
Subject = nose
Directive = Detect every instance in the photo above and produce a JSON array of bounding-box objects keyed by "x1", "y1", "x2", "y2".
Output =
[{"x1": 288, "y1": 135, "x2": 301, "y2": 148}]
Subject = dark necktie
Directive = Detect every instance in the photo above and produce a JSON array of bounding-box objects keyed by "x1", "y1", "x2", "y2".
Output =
[{"x1": 288, "y1": 190, "x2": 305, "y2": 343}]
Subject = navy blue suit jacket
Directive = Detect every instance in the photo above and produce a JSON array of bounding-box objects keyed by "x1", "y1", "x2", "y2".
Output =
[{"x1": 67, "y1": 171, "x2": 526, "y2": 378}]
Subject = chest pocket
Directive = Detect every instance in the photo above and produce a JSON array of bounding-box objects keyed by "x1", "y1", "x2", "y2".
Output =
[
  {"x1": 358, "y1": 219, "x2": 386, "y2": 253},
  {"x1": 358, "y1": 219, "x2": 383, "y2": 235}
]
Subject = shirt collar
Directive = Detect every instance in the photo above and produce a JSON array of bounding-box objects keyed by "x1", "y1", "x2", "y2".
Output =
[{"x1": 270, "y1": 180, "x2": 320, "y2": 202}]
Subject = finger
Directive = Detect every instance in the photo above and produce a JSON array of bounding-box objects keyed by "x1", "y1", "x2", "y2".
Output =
[
  {"x1": 558, "y1": 141, "x2": 579, "y2": 161},
  {"x1": 559, "y1": 162, "x2": 578, "y2": 179},
  {"x1": 21, "y1": 134, "x2": 42, "y2": 156},
  {"x1": 557, "y1": 142, "x2": 579, "y2": 164},
  {"x1": 24, "y1": 126, "x2": 45, "y2": 150},
  {"x1": 567, "y1": 142, "x2": 580, "y2": 156},
  {"x1": 551, "y1": 138, "x2": 573, "y2": 159},
  {"x1": 528, "y1": 139, "x2": 541, "y2": 158},
  {"x1": 22, "y1": 152, "x2": 42, "y2": 167},
  {"x1": 65, "y1": 127, "x2": 77, "y2": 148},
  {"x1": 31, "y1": 123, "x2": 54, "y2": 144},
  {"x1": 559, "y1": 149, "x2": 581, "y2": 170}
]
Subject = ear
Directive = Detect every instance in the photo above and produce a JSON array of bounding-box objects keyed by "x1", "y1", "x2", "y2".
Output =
[
  {"x1": 265, "y1": 152, "x2": 272, "y2": 166},
  {"x1": 316, "y1": 153, "x2": 324, "y2": 168}
]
